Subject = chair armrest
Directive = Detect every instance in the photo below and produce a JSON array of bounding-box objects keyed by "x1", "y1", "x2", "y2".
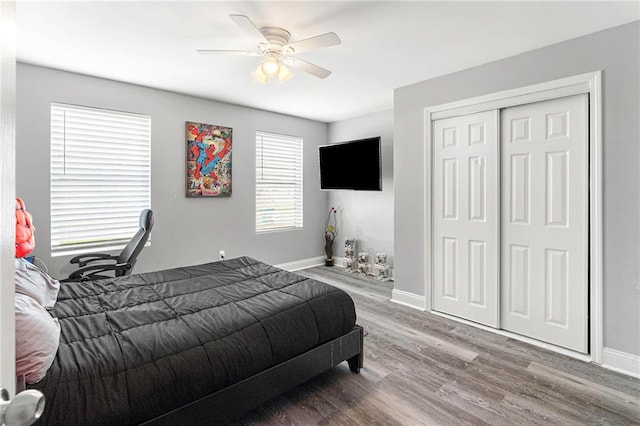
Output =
[
  {"x1": 69, "y1": 253, "x2": 117, "y2": 267},
  {"x1": 67, "y1": 262, "x2": 132, "y2": 281}
]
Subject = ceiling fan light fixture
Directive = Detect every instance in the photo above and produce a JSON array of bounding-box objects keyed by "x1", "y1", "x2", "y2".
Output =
[
  {"x1": 278, "y1": 64, "x2": 294, "y2": 83},
  {"x1": 260, "y1": 56, "x2": 280, "y2": 77},
  {"x1": 251, "y1": 65, "x2": 267, "y2": 83},
  {"x1": 252, "y1": 56, "x2": 294, "y2": 84},
  {"x1": 199, "y1": 15, "x2": 341, "y2": 82}
]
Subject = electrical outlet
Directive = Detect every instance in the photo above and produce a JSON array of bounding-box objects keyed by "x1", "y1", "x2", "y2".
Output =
[{"x1": 219, "y1": 250, "x2": 225, "y2": 260}]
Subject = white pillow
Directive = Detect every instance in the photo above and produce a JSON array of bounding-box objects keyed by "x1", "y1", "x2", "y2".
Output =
[
  {"x1": 15, "y1": 293, "x2": 61, "y2": 384},
  {"x1": 15, "y1": 258, "x2": 60, "y2": 309}
]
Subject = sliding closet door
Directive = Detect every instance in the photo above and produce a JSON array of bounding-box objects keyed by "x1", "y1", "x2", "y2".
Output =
[
  {"x1": 501, "y1": 94, "x2": 588, "y2": 353},
  {"x1": 432, "y1": 110, "x2": 499, "y2": 327}
]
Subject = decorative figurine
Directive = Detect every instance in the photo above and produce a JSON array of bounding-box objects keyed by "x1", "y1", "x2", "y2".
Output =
[{"x1": 324, "y1": 207, "x2": 336, "y2": 266}]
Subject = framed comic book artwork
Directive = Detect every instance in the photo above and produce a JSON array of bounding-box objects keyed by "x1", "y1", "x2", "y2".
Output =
[{"x1": 186, "y1": 122, "x2": 232, "y2": 197}]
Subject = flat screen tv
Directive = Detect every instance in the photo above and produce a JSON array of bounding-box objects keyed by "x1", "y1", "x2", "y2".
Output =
[{"x1": 319, "y1": 136, "x2": 382, "y2": 191}]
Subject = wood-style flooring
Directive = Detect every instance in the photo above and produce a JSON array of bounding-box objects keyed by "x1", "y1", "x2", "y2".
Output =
[{"x1": 233, "y1": 266, "x2": 640, "y2": 425}]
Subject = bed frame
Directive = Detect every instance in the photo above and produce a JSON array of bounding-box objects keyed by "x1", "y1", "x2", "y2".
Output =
[{"x1": 141, "y1": 325, "x2": 364, "y2": 425}]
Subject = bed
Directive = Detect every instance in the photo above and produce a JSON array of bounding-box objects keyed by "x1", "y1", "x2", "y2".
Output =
[{"x1": 27, "y1": 256, "x2": 362, "y2": 425}]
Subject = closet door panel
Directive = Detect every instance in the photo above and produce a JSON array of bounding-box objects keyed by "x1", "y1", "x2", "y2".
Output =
[
  {"x1": 432, "y1": 110, "x2": 499, "y2": 327},
  {"x1": 501, "y1": 94, "x2": 588, "y2": 353}
]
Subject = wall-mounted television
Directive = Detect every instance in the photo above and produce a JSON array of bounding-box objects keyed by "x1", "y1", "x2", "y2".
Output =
[{"x1": 319, "y1": 136, "x2": 382, "y2": 191}]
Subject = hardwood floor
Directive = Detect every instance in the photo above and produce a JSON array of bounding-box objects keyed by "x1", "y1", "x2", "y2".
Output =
[{"x1": 233, "y1": 266, "x2": 640, "y2": 425}]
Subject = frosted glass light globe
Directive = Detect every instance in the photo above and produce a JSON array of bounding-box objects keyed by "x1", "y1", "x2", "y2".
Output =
[{"x1": 261, "y1": 58, "x2": 280, "y2": 77}]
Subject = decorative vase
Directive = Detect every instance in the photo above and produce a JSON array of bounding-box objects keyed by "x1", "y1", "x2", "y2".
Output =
[{"x1": 324, "y1": 233, "x2": 334, "y2": 266}]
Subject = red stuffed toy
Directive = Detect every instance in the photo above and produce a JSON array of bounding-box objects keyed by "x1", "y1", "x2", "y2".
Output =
[{"x1": 15, "y1": 197, "x2": 35, "y2": 258}]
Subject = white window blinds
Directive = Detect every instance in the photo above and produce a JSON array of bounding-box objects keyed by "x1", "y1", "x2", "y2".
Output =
[
  {"x1": 50, "y1": 103, "x2": 151, "y2": 256},
  {"x1": 256, "y1": 131, "x2": 303, "y2": 233}
]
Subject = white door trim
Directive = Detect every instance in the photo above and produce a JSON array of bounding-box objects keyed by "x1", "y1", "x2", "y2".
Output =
[
  {"x1": 424, "y1": 71, "x2": 603, "y2": 363},
  {"x1": 0, "y1": 0, "x2": 17, "y2": 396}
]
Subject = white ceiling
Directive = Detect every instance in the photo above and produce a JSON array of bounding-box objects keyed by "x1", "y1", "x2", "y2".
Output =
[{"x1": 16, "y1": 1, "x2": 639, "y2": 123}]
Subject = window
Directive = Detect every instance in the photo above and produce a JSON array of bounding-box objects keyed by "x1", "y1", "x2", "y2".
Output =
[
  {"x1": 50, "y1": 103, "x2": 151, "y2": 255},
  {"x1": 256, "y1": 131, "x2": 303, "y2": 233}
]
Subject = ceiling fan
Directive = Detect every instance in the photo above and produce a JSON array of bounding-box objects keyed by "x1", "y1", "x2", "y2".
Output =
[{"x1": 197, "y1": 14, "x2": 341, "y2": 83}]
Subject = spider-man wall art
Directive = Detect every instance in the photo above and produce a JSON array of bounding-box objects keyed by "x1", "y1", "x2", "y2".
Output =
[{"x1": 186, "y1": 121, "x2": 232, "y2": 197}]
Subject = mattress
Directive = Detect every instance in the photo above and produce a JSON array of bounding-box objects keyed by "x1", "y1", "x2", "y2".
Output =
[{"x1": 30, "y1": 257, "x2": 356, "y2": 425}]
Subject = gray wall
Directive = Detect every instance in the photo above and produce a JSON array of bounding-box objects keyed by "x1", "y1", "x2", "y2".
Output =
[
  {"x1": 394, "y1": 21, "x2": 640, "y2": 356},
  {"x1": 16, "y1": 63, "x2": 329, "y2": 278},
  {"x1": 327, "y1": 109, "x2": 394, "y2": 267}
]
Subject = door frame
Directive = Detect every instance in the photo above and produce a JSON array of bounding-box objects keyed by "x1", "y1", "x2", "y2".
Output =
[
  {"x1": 0, "y1": 0, "x2": 17, "y2": 396},
  {"x1": 423, "y1": 71, "x2": 603, "y2": 363}
]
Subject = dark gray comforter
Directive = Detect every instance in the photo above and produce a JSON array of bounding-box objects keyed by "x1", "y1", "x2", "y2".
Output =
[{"x1": 31, "y1": 257, "x2": 356, "y2": 425}]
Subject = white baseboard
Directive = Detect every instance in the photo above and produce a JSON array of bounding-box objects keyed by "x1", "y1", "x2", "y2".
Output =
[
  {"x1": 275, "y1": 256, "x2": 325, "y2": 271},
  {"x1": 602, "y1": 347, "x2": 640, "y2": 378},
  {"x1": 390, "y1": 289, "x2": 426, "y2": 311}
]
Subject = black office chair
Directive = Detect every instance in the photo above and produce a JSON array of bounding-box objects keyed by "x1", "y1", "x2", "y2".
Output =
[{"x1": 66, "y1": 209, "x2": 154, "y2": 281}]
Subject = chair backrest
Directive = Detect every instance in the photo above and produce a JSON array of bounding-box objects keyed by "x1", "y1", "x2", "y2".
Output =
[{"x1": 116, "y1": 209, "x2": 154, "y2": 276}]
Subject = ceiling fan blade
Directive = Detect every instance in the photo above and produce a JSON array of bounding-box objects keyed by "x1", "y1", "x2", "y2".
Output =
[
  {"x1": 286, "y1": 57, "x2": 331, "y2": 79},
  {"x1": 285, "y1": 32, "x2": 341, "y2": 54},
  {"x1": 229, "y1": 14, "x2": 268, "y2": 43},
  {"x1": 197, "y1": 49, "x2": 261, "y2": 56}
]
